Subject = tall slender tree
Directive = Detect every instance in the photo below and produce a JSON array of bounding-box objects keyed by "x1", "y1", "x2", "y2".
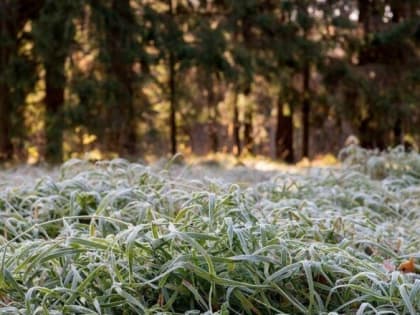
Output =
[
  {"x1": 33, "y1": 0, "x2": 78, "y2": 163},
  {"x1": 0, "y1": 0, "x2": 43, "y2": 161},
  {"x1": 154, "y1": 0, "x2": 194, "y2": 155},
  {"x1": 193, "y1": 13, "x2": 232, "y2": 153},
  {"x1": 105, "y1": 0, "x2": 138, "y2": 156},
  {"x1": 88, "y1": 0, "x2": 148, "y2": 157}
]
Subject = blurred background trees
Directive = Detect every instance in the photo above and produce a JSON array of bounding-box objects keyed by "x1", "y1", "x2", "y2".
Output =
[{"x1": 0, "y1": 0, "x2": 419, "y2": 163}]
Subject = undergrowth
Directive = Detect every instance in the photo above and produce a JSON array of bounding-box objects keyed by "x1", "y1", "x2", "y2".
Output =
[{"x1": 0, "y1": 146, "x2": 419, "y2": 314}]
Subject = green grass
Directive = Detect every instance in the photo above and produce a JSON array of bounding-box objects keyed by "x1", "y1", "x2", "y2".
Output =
[{"x1": 0, "y1": 146, "x2": 419, "y2": 314}]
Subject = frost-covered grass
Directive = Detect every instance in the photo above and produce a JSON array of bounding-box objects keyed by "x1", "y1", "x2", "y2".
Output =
[{"x1": 0, "y1": 147, "x2": 419, "y2": 314}]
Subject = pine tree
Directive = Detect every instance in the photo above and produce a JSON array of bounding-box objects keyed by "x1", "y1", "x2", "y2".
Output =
[
  {"x1": 152, "y1": 0, "x2": 195, "y2": 155},
  {"x1": 0, "y1": 0, "x2": 43, "y2": 161},
  {"x1": 33, "y1": 0, "x2": 79, "y2": 163},
  {"x1": 192, "y1": 7, "x2": 233, "y2": 153},
  {"x1": 86, "y1": 0, "x2": 151, "y2": 157}
]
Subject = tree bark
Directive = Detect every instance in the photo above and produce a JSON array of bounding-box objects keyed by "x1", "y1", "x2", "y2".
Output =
[
  {"x1": 302, "y1": 63, "x2": 310, "y2": 158},
  {"x1": 206, "y1": 77, "x2": 219, "y2": 153},
  {"x1": 232, "y1": 89, "x2": 241, "y2": 156},
  {"x1": 38, "y1": 1, "x2": 72, "y2": 163},
  {"x1": 393, "y1": 117, "x2": 403, "y2": 146},
  {"x1": 390, "y1": 0, "x2": 409, "y2": 148},
  {"x1": 0, "y1": 3, "x2": 13, "y2": 161},
  {"x1": 168, "y1": 0, "x2": 177, "y2": 155},
  {"x1": 243, "y1": 106, "x2": 253, "y2": 154},
  {"x1": 0, "y1": 0, "x2": 45, "y2": 161},
  {"x1": 108, "y1": 0, "x2": 137, "y2": 157},
  {"x1": 0, "y1": 10, "x2": 13, "y2": 160},
  {"x1": 169, "y1": 52, "x2": 177, "y2": 155},
  {"x1": 359, "y1": 115, "x2": 387, "y2": 149},
  {"x1": 44, "y1": 64, "x2": 65, "y2": 163},
  {"x1": 275, "y1": 99, "x2": 294, "y2": 163},
  {"x1": 0, "y1": 83, "x2": 13, "y2": 161}
]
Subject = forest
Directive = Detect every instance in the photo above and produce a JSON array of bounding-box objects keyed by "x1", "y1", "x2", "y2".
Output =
[
  {"x1": 1, "y1": 2, "x2": 420, "y2": 314},
  {"x1": 1, "y1": 0, "x2": 419, "y2": 164}
]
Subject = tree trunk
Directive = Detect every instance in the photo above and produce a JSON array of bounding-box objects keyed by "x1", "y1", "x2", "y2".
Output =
[
  {"x1": 44, "y1": 65, "x2": 65, "y2": 164},
  {"x1": 302, "y1": 63, "x2": 310, "y2": 158},
  {"x1": 0, "y1": 83, "x2": 13, "y2": 161},
  {"x1": 207, "y1": 78, "x2": 218, "y2": 153},
  {"x1": 169, "y1": 54, "x2": 177, "y2": 155},
  {"x1": 108, "y1": 0, "x2": 137, "y2": 157},
  {"x1": 393, "y1": 117, "x2": 403, "y2": 146},
  {"x1": 0, "y1": 4, "x2": 13, "y2": 161},
  {"x1": 168, "y1": 0, "x2": 177, "y2": 155},
  {"x1": 359, "y1": 117, "x2": 369, "y2": 148},
  {"x1": 275, "y1": 99, "x2": 294, "y2": 163},
  {"x1": 243, "y1": 106, "x2": 253, "y2": 154},
  {"x1": 232, "y1": 88, "x2": 241, "y2": 156},
  {"x1": 0, "y1": 0, "x2": 45, "y2": 161},
  {"x1": 360, "y1": 113, "x2": 389, "y2": 151},
  {"x1": 38, "y1": 1, "x2": 72, "y2": 163},
  {"x1": 240, "y1": 85, "x2": 253, "y2": 154}
]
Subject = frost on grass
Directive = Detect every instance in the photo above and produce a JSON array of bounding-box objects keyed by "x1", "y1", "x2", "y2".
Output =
[{"x1": 0, "y1": 147, "x2": 419, "y2": 314}]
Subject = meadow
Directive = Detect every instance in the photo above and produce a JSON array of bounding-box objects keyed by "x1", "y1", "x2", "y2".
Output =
[{"x1": 0, "y1": 146, "x2": 419, "y2": 314}]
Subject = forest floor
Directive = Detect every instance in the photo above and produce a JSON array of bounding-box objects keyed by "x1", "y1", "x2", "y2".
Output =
[{"x1": 0, "y1": 147, "x2": 419, "y2": 314}]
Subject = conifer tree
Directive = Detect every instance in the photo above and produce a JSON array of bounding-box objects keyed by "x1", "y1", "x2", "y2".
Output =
[
  {"x1": 33, "y1": 0, "x2": 79, "y2": 163},
  {"x1": 0, "y1": 0, "x2": 43, "y2": 161}
]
